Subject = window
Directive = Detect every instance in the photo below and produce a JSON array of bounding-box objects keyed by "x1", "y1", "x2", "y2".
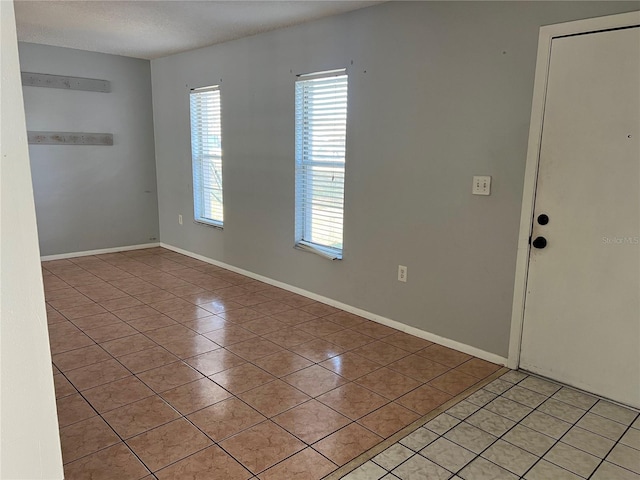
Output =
[
  {"x1": 190, "y1": 85, "x2": 223, "y2": 226},
  {"x1": 295, "y1": 69, "x2": 348, "y2": 259}
]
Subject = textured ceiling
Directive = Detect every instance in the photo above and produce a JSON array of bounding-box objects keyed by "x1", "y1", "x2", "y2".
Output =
[{"x1": 14, "y1": 1, "x2": 381, "y2": 60}]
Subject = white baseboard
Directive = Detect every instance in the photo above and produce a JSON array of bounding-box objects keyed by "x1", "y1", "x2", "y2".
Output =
[
  {"x1": 160, "y1": 242, "x2": 508, "y2": 366},
  {"x1": 40, "y1": 242, "x2": 161, "y2": 261}
]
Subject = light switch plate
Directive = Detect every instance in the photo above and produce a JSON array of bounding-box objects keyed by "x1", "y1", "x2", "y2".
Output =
[{"x1": 472, "y1": 176, "x2": 491, "y2": 195}]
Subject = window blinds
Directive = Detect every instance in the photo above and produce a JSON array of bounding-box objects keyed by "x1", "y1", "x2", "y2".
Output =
[
  {"x1": 295, "y1": 70, "x2": 348, "y2": 259},
  {"x1": 190, "y1": 86, "x2": 223, "y2": 226}
]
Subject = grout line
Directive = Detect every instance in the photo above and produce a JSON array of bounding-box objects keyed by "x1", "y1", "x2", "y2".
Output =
[
  {"x1": 321, "y1": 367, "x2": 509, "y2": 480},
  {"x1": 47, "y1": 248, "x2": 511, "y2": 479}
]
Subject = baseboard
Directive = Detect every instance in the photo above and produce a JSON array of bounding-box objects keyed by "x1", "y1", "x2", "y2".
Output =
[
  {"x1": 160, "y1": 242, "x2": 508, "y2": 366},
  {"x1": 40, "y1": 242, "x2": 161, "y2": 261}
]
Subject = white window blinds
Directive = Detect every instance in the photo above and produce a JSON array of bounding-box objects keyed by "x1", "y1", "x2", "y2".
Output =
[
  {"x1": 295, "y1": 70, "x2": 348, "y2": 260},
  {"x1": 190, "y1": 85, "x2": 223, "y2": 226}
]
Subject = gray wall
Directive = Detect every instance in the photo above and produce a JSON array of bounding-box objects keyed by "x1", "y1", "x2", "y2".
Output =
[
  {"x1": 151, "y1": 1, "x2": 639, "y2": 358},
  {"x1": 19, "y1": 43, "x2": 159, "y2": 256}
]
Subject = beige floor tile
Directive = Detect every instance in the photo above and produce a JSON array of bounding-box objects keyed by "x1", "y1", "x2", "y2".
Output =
[
  {"x1": 537, "y1": 398, "x2": 586, "y2": 423},
  {"x1": 544, "y1": 442, "x2": 600, "y2": 478},
  {"x1": 342, "y1": 461, "x2": 387, "y2": 480},
  {"x1": 521, "y1": 411, "x2": 572, "y2": 440},
  {"x1": 481, "y1": 439, "x2": 538, "y2": 476},
  {"x1": 621, "y1": 427, "x2": 640, "y2": 450},
  {"x1": 577, "y1": 412, "x2": 628, "y2": 441},
  {"x1": 592, "y1": 461, "x2": 640, "y2": 480},
  {"x1": 421, "y1": 437, "x2": 476, "y2": 472},
  {"x1": 372, "y1": 443, "x2": 414, "y2": 470},
  {"x1": 502, "y1": 424, "x2": 556, "y2": 457},
  {"x1": 423, "y1": 413, "x2": 461, "y2": 435},
  {"x1": 392, "y1": 454, "x2": 452, "y2": 480},
  {"x1": 561, "y1": 426, "x2": 615, "y2": 458},
  {"x1": 524, "y1": 459, "x2": 582, "y2": 480},
  {"x1": 466, "y1": 409, "x2": 516, "y2": 436},
  {"x1": 607, "y1": 443, "x2": 640, "y2": 474},
  {"x1": 591, "y1": 400, "x2": 639, "y2": 426},
  {"x1": 443, "y1": 422, "x2": 496, "y2": 454},
  {"x1": 459, "y1": 456, "x2": 517, "y2": 480},
  {"x1": 399, "y1": 427, "x2": 439, "y2": 451}
]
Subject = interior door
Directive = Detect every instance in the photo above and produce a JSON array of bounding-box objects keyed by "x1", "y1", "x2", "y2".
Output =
[{"x1": 520, "y1": 26, "x2": 640, "y2": 408}]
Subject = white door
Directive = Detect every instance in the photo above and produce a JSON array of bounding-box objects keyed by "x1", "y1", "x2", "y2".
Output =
[{"x1": 520, "y1": 26, "x2": 640, "y2": 408}]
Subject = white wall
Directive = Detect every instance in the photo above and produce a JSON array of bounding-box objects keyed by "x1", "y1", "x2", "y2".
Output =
[
  {"x1": 0, "y1": 2, "x2": 64, "y2": 478},
  {"x1": 19, "y1": 43, "x2": 159, "y2": 257},
  {"x1": 151, "y1": 1, "x2": 638, "y2": 359}
]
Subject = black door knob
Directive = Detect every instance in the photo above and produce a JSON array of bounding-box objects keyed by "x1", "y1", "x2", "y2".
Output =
[
  {"x1": 532, "y1": 236, "x2": 547, "y2": 249},
  {"x1": 537, "y1": 214, "x2": 549, "y2": 225}
]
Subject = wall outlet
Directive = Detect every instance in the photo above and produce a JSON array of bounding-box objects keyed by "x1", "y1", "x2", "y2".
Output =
[
  {"x1": 398, "y1": 265, "x2": 407, "y2": 283},
  {"x1": 472, "y1": 175, "x2": 491, "y2": 195},
  {"x1": 178, "y1": 214, "x2": 183, "y2": 225}
]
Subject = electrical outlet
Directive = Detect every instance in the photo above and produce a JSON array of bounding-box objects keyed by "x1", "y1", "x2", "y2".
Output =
[
  {"x1": 398, "y1": 265, "x2": 407, "y2": 283},
  {"x1": 178, "y1": 214, "x2": 183, "y2": 225},
  {"x1": 472, "y1": 176, "x2": 491, "y2": 195}
]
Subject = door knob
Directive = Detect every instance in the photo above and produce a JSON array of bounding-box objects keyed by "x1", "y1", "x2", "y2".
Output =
[
  {"x1": 532, "y1": 236, "x2": 547, "y2": 249},
  {"x1": 537, "y1": 214, "x2": 549, "y2": 225}
]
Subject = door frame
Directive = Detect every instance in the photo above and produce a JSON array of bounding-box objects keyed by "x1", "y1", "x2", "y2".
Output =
[{"x1": 507, "y1": 10, "x2": 640, "y2": 370}]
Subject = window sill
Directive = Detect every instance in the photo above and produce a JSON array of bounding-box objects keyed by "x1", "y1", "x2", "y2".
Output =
[
  {"x1": 294, "y1": 242, "x2": 342, "y2": 260},
  {"x1": 194, "y1": 219, "x2": 223, "y2": 230}
]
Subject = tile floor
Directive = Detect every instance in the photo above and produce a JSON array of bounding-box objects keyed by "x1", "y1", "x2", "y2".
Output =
[
  {"x1": 44, "y1": 247, "x2": 504, "y2": 479},
  {"x1": 344, "y1": 370, "x2": 640, "y2": 480}
]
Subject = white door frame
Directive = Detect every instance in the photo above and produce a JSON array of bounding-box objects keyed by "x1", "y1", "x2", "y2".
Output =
[{"x1": 507, "y1": 10, "x2": 640, "y2": 370}]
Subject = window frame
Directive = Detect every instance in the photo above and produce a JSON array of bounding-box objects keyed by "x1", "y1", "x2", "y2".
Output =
[
  {"x1": 294, "y1": 68, "x2": 349, "y2": 260},
  {"x1": 189, "y1": 84, "x2": 224, "y2": 228}
]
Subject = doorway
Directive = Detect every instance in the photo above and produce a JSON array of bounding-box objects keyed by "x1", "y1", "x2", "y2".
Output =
[{"x1": 510, "y1": 12, "x2": 640, "y2": 408}]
